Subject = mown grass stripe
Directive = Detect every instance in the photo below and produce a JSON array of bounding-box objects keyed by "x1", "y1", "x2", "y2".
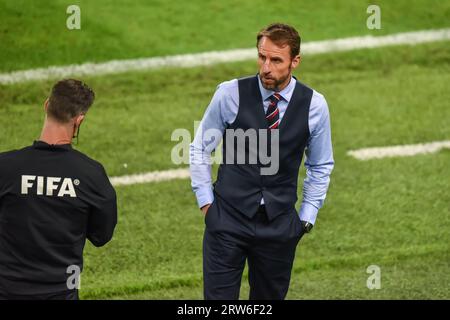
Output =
[
  {"x1": 1, "y1": 29, "x2": 449, "y2": 85},
  {"x1": 80, "y1": 244, "x2": 447, "y2": 299}
]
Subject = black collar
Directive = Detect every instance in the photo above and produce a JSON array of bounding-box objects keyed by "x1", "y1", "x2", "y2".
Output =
[{"x1": 32, "y1": 140, "x2": 72, "y2": 151}]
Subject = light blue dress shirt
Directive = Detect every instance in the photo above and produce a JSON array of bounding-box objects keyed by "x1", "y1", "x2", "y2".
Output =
[{"x1": 189, "y1": 75, "x2": 334, "y2": 224}]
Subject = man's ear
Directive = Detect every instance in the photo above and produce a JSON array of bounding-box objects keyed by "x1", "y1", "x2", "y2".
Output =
[
  {"x1": 75, "y1": 114, "x2": 85, "y2": 127},
  {"x1": 291, "y1": 54, "x2": 301, "y2": 70}
]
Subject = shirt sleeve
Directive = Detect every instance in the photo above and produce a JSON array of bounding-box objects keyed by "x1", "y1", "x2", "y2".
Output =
[
  {"x1": 87, "y1": 167, "x2": 118, "y2": 247},
  {"x1": 299, "y1": 91, "x2": 335, "y2": 225},
  {"x1": 189, "y1": 80, "x2": 239, "y2": 208}
]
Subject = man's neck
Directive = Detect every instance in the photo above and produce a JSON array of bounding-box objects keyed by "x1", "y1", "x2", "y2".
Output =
[{"x1": 39, "y1": 118, "x2": 73, "y2": 145}]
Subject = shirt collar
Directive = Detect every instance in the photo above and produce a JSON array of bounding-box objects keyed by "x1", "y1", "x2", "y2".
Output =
[
  {"x1": 257, "y1": 74, "x2": 296, "y2": 102},
  {"x1": 32, "y1": 140, "x2": 72, "y2": 151}
]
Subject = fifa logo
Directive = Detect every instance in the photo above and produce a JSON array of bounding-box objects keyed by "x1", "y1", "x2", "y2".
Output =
[{"x1": 21, "y1": 175, "x2": 79, "y2": 198}]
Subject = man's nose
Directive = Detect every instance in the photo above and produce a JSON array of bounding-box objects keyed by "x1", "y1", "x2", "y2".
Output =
[{"x1": 261, "y1": 60, "x2": 271, "y2": 74}]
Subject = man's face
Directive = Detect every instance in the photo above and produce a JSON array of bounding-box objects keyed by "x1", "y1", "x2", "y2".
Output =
[{"x1": 257, "y1": 36, "x2": 300, "y2": 91}]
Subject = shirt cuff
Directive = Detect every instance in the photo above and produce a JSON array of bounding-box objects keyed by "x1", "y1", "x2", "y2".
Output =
[
  {"x1": 299, "y1": 201, "x2": 319, "y2": 225},
  {"x1": 195, "y1": 187, "x2": 214, "y2": 208}
]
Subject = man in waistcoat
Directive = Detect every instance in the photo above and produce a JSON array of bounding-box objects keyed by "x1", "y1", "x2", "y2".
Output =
[{"x1": 189, "y1": 23, "x2": 334, "y2": 300}]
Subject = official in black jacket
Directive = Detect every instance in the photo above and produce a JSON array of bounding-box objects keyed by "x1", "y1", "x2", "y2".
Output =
[{"x1": 0, "y1": 79, "x2": 117, "y2": 300}]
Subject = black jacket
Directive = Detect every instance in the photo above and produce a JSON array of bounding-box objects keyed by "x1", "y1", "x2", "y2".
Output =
[{"x1": 0, "y1": 141, "x2": 117, "y2": 295}]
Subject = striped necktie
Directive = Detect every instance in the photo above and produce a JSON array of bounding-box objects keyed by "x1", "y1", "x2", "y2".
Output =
[{"x1": 266, "y1": 93, "x2": 281, "y2": 130}]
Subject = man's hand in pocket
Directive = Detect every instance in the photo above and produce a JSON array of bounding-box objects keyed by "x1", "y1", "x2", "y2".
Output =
[{"x1": 201, "y1": 204, "x2": 211, "y2": 215}]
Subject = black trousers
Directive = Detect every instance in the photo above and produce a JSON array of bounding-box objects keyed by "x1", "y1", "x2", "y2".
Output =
[
  {"x1": 203, "y1": 196, "x2": 305, "y2": 300},
  {"x1": 0, "y1": 289, "x2": 79, "y2": 300}
]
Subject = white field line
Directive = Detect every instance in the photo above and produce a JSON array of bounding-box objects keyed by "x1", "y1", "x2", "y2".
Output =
[
  {"x1": 1, "y1": 28, "x2": 449, "y2": 85},
  {"x1": 111, "y1": 140, "x2": 450, "y2": 186},
  {"x1": 109, "y1": 168, "x2": 190, "y2": 186},
  {"x1": 347, "y1": 140, "x2": 450, "y2": 160}
]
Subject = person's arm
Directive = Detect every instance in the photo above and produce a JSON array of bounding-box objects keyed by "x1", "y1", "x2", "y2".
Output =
[
  {"x1": 189, "y1": 80, "x2": 238, "y2": 213},
  {"x1": 0, "y1": 154, "x2": 8, "y2": 203},
  {"x1": 299, "y1": 92, "x2": 335, "y2": 225},
  {"x1": 87, "y1": 169, "x2": 118, "y2": 247}
]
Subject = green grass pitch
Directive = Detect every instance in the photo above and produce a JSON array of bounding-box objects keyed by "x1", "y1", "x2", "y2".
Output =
[{"x1": 0, "y1": 0, "x2": 449, "y2": 299}]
